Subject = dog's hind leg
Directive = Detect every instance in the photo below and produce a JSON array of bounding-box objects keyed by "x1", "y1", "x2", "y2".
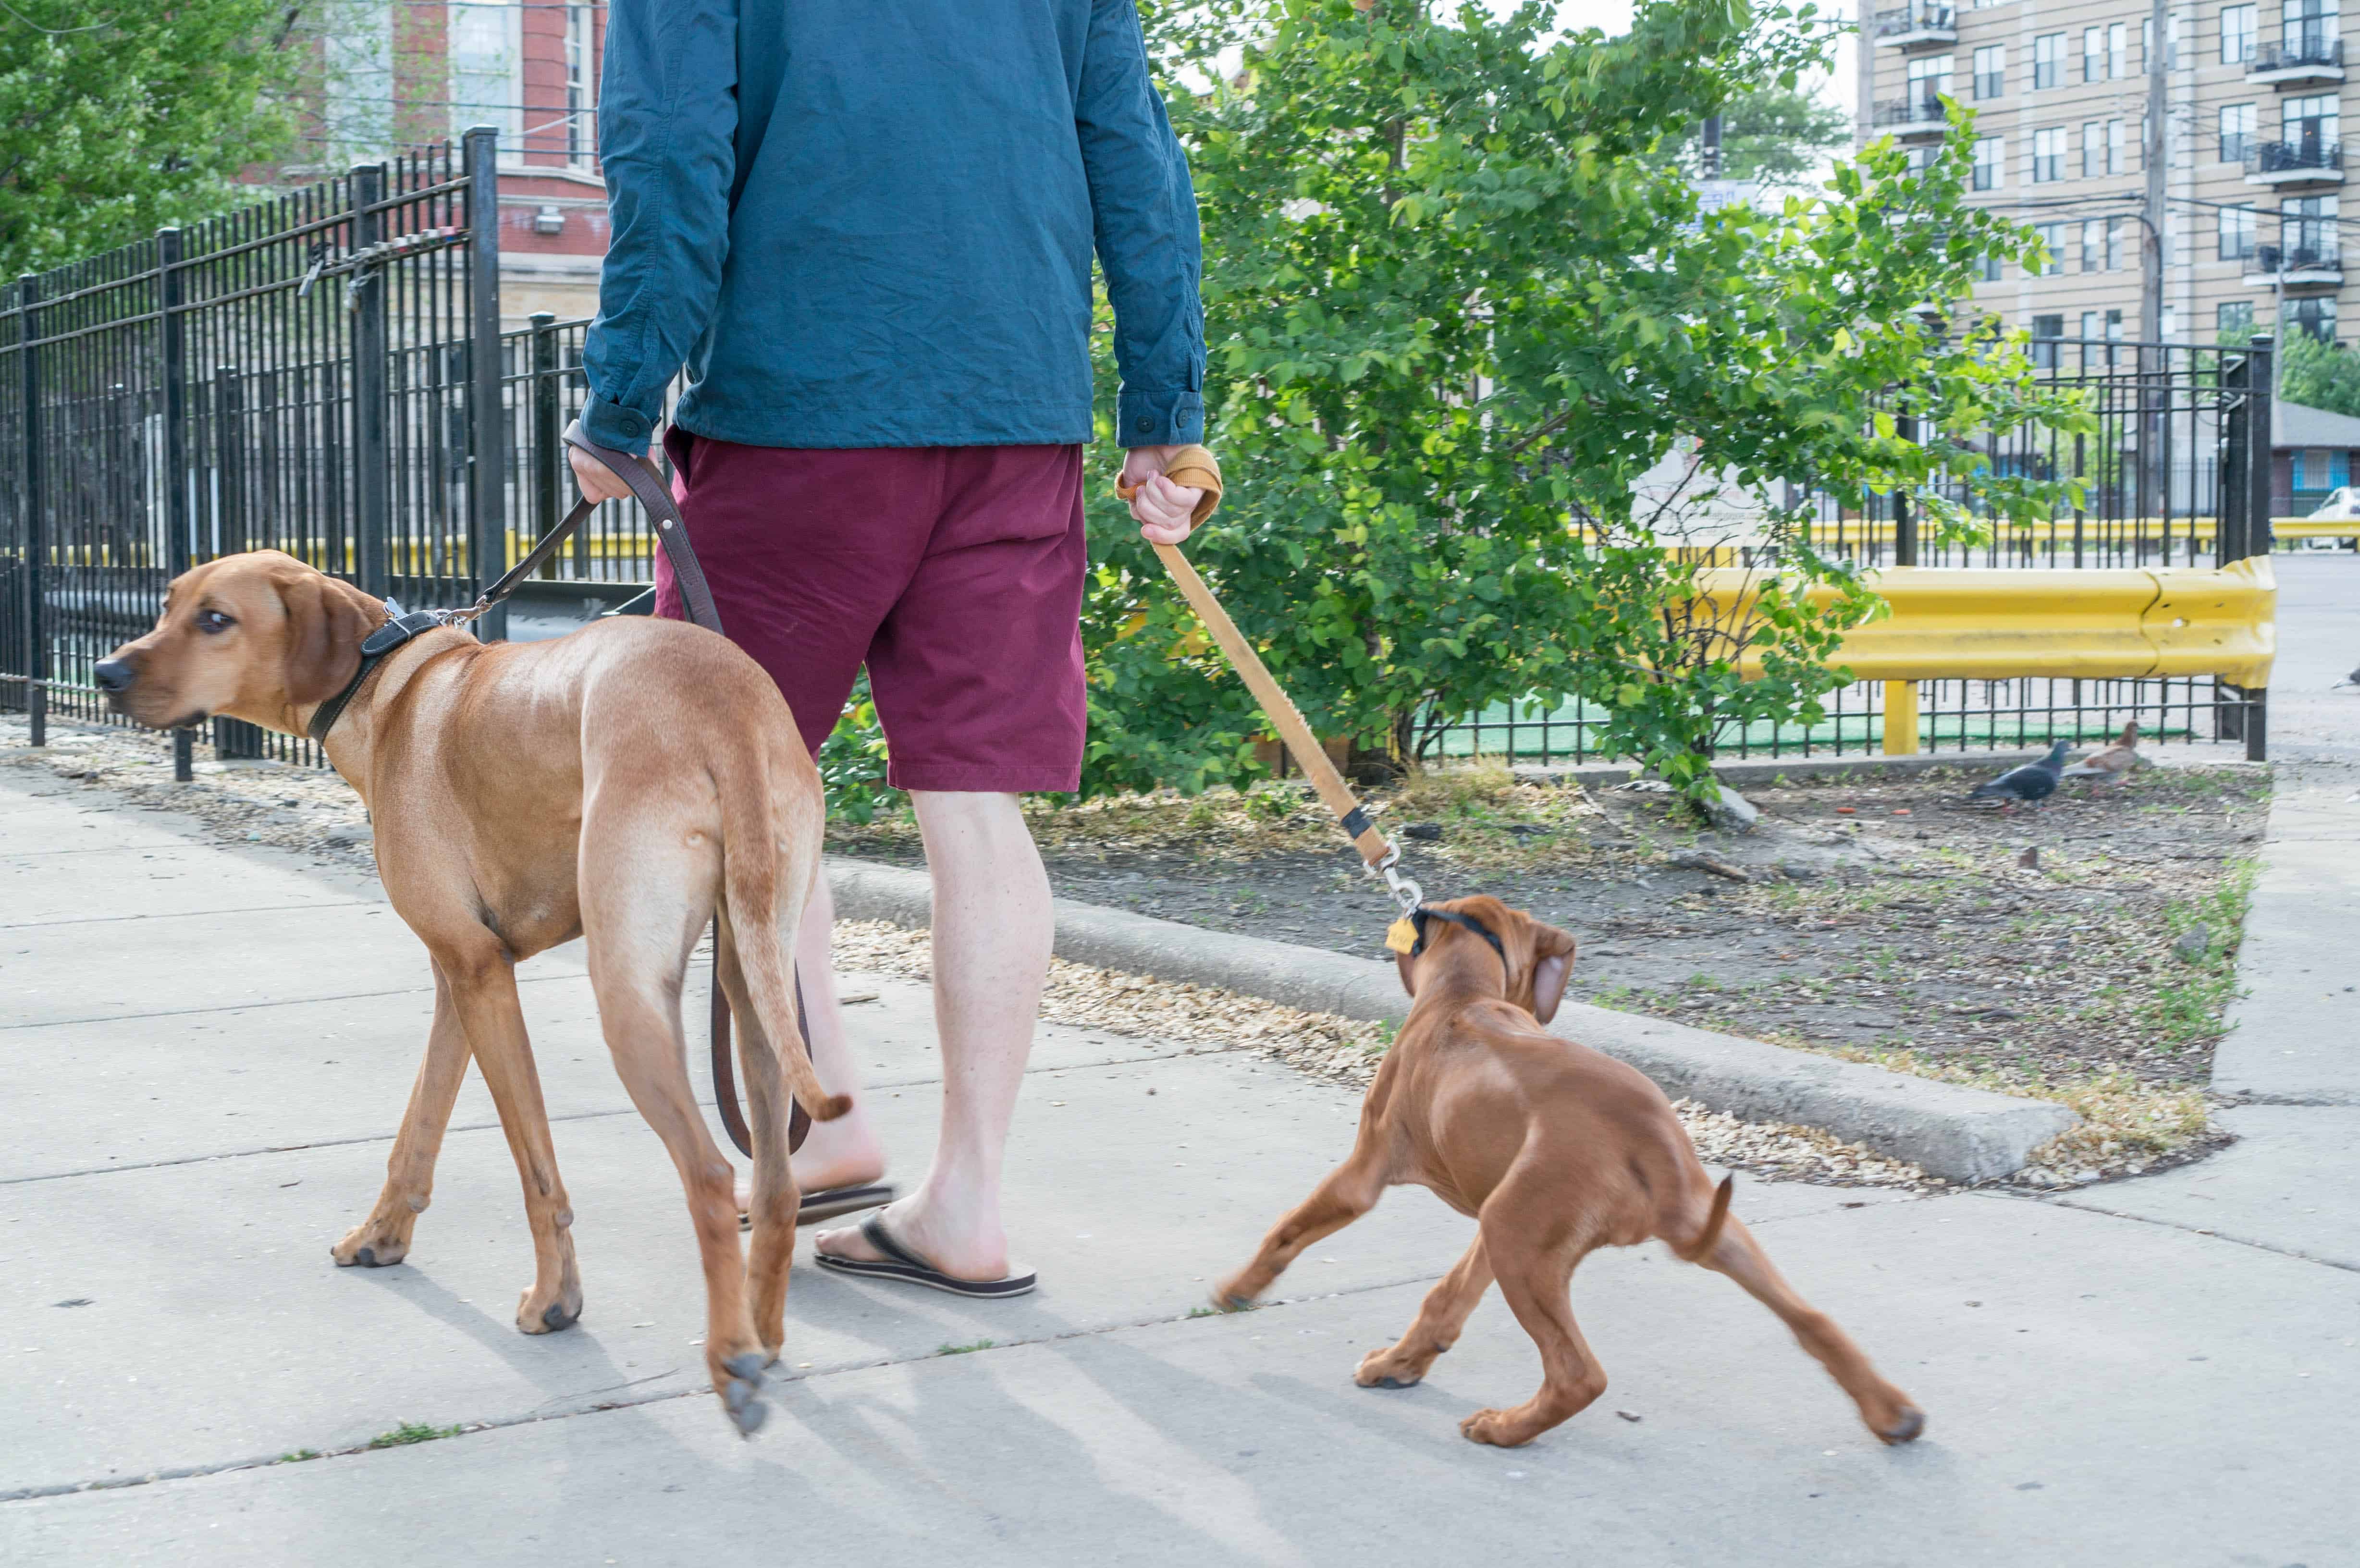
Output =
[
  {"x1": 332, "y1": 962, "x2": 471, "y2": 1270},
  {"x1": 1356, "y1": 1234, "x2": 1493, "y2": 1390},
  {"x1": 1694, "y1": 1217, "x2": 1925, "y2": 1446},
  {"x1": 1458, "y1": 1232, "x2": 1607, "y2": 1448},
  {"x1": 714, "y1": 906, "x2": 797, "y2": 1360},
  {"x1": 580, "y1": 821, "x2": 769, "y2": 1435},
  {"x1": 1211, "y1": 1143, "x2": 1388, "y2": 1311},
  {"x1": 440, "y1": 935, "x2": 583, "y2": 1336}
]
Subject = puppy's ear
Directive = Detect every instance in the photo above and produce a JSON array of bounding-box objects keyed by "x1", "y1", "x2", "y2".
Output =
[
  {"x1": 1395, "y1": 950, "x2": 1417, "y2": 997},
  {"x1": 278, "y1": 571, "x2": 378, "y2": 707},
  {"x1": 1527, "y1": 921, "x2": 1577, "y2": 1024}
]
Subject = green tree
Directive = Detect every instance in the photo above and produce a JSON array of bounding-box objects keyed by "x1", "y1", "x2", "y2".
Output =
[
  {"x1": 2276, "y1": 328, "x2": 2360, "y2": 417},
  {"x1": 1065, "y1": 0, "x2": 2075, "y2": 809},
  {"x1": 0, "y1": 0, "x2": 297, "y2": 278},
  {"x1": 1717, "y1": 82, "x2": 1852, "y2": 189}
]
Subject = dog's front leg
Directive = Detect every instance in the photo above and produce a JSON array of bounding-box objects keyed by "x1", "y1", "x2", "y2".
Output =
[
  {"x1": 1357, "y1": 1234, "x2": 1493, "y2": 1389},
  {"x1": 442, "y1": 940, "x2": 583, "y2": 1335},
  {"x1": 332, "y1": 963, "x2": 472, "y2": 1270},
  {"x1": 1213, "y1": 1149, "x2": 1387, "y2": 1311}
]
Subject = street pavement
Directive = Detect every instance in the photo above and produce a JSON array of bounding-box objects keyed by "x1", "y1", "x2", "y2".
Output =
[{"x1": 2, "y1": 556, "x2": 2356, "y2": 1566}]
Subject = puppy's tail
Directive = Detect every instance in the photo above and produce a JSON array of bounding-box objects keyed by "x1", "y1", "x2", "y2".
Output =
[
  {"x1": 718, "y1": 759, "x2": 852, "y2": 1127},
  {"x1": 1672, "y1": 1175, "x2": 1735, "y2": 1263}
]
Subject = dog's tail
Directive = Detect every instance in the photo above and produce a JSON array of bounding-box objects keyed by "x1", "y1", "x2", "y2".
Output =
[
  {"x1": 1672, "y1": 1175, "x2": 1735, "y2": 1263},
  {"x1": 717, "y1": 760, "x2": 851, "y2": 1128}
]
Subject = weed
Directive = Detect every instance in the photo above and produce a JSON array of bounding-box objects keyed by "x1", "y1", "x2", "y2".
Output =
[
  {"x1": 935, "y1": 1338, "x2": 997, "y2": 1356},
  {"x1": 277, "y1": 1449, "x2": 320, "y2": 1464},
  {"x1": 367, "y1": 1422, "x2": 465, "y2": 1449},
  {"x1": 1397, "y1": 760, "x2": 1515, "y2": 816},
  {"x1": 1185, "y1": 1306, "x2": 1220, "y2": 1319}
]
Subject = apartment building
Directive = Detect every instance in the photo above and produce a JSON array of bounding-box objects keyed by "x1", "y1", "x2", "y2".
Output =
[{"x1": 1857, "y1": 0, "x2": 2353, "y2": 351}]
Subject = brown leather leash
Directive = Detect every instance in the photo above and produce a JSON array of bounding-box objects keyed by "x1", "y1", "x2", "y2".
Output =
[
  {"x1": 1117, "y1": 449, "x2": 1425, "y2": 946},
  {"x1": 444, "y1": 420, "x2": 806, "y2": 1159}
]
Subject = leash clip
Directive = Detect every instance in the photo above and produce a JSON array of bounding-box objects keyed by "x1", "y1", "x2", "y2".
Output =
[{"x1": 1368, "y1": 837, "x2": 1423, "y2": 916}]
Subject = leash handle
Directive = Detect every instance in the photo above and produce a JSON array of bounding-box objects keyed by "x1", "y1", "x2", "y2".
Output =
[
  {"x1": 561, "y1": 421, "x2": 727, "y2": 637},
  {"x1": 1151, "y1": 540, "x2": 1405, "y2": 888}
]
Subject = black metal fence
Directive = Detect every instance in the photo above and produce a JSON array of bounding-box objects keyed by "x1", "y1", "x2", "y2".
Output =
[{"x1": 1433, "y1": 338, "x2": 2276, "y2": 764}]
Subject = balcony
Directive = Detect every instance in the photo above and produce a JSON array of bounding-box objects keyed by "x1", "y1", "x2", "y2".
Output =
[
  {"x1": 2243, "y1": 243, "x2": 2344, "y2": 286},
  {"x1": 2246, "y1": 36, "x2": 2346, "y2": 86},
  {"x1": 1870, "y1": 97, "x2": 1950, "y2": 141},
  {"x1": 2246, "y1": 139, "x2": 2345, "y2": 184},
  {"x1": 1873, "y1": 2, "x2": 1956, "y2": 48}
]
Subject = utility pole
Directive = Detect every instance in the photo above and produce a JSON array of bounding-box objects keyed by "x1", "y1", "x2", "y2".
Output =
[{"x1": 2143, "y1": 0, "x2": 2168, "y2": 345}]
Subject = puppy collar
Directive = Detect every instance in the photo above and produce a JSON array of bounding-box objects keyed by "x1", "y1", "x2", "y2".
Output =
[
  {"x1": 1409, "y1": 906, "x2": 1508, "y2": 972},
  {"x1": 306, "y1": 602, "x2": 448, "y2": 745}
]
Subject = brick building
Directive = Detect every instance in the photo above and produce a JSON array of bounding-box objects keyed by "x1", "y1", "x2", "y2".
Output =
[{"x1": 1856, "y1": 0, "x2": 2356, "y2": 350}]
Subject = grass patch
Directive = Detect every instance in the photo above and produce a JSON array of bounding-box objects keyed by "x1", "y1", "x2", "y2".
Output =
[
  {"x1": 934, "y1": 1338, "x2": 997, "y2": 1357},
  {"x1": 1185, "y1": 1305, "x2": 1221, "y2": 1319},
  {"x1": 366, "y1": 1421, "x2": 466, "y2": 1449},
  {"x1": 276, "y1": 1449, "x2": 319, "y2": 1464}
]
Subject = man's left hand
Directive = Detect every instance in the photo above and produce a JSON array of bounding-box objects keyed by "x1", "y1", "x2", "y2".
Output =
[{"x1": 1119, "y1": 445, "x2": 1206, "y2": 545}]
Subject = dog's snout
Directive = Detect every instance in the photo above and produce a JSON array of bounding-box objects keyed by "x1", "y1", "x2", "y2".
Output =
[{"x1": 93, "y1": 657, "x2": 135, "y2": 695}]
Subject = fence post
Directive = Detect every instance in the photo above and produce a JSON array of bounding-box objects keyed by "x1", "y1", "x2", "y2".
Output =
[
  {"x1": 350, "y1": 163, "x2": 391, "y2": 600},
  {"x1": 529, "y1": 312, "x2": 561, "y2": 578},
  {"x1": 2245, "y1": 334, "x2": 2274, "y2": 559},
  {"x1": 159, "y1": 229, "x2": 195, "y2": 783},
  {"x1": 2217, "y1": 347, "x2": 2251, "y2": 564},
  {"x1": 463, "y1": 127, "x2": 507, "y2": 641},
  {"x1": 16, "y1": 274, "x2": 43, "y2": 747},
  {"x1": 2216, "y1": 335, "x2": 2273, "y2": 759},
  {"x1": 1881, "y1": 389, "x2": 1919, "y2": 756}
]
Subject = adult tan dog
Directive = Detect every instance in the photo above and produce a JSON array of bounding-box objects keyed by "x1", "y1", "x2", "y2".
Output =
[
  {"x1": 95, "y1": 549, "x2": 846, "y2": 1435},
  {"x1": 1213, "y1": 895, "x2": 1925, "y2": 1450}
]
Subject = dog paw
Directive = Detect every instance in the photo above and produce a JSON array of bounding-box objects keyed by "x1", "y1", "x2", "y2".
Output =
[
  {"x1": 331, "y1": 1221, "x2": 410, "y2": 1269},
  {"x1": 515, "y1": 1281, "x2": 584, "y2": 1335},
  {"x1": 719, "y1": 1351, "x2": 769, "y2": 1437},
  {"x1": 1354, "y1": 1349, "x2": 1425, "y2": 1389},
  {"x1": 1874, "y1": 1404, "x2": 1927, "y2": 1446},
  {"x1": 1458, "y1": 1409, "x2": 1537, "y2": 1448}
]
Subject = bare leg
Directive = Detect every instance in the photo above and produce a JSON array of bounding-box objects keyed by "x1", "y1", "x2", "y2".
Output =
[
  {"x1": 1357, "y1": 1235, "x2": 1493, "y2": 1389},
  {"x1": 332, "y1": 963, "x2": 471, "y2": 1268},
  {"x1": 735, "y1": 875, "x2": 885, "y2": 1213},
  {"x1": 1211, "y1": 1147, "x2": 1388, "y2": 1309},
  {"x1": 1697, "y1": 1217, "x2": 1926, "y2": 1445},
  {"x1": 816, "y1": 790, "x2": 1047, "y2": 1280},
  {"x1": 1459, "y1": 1238, "x2": 1607, "y2": 1448}
]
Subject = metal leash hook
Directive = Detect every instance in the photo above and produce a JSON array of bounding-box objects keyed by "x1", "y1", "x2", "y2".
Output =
[{"x1": 1372, "y1": 838, "x2": 1423, "y2": 917}]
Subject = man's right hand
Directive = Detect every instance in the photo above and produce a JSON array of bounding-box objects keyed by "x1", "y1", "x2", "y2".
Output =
[{"x1": 568, "y1": 441, "x2": 651, "y2": 505}]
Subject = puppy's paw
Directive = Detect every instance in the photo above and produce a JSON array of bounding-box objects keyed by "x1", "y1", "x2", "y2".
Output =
[
  {"x1": 718, "y1": 1350, "x2": 769, "y2": 1438},
  {"x1": 331, "y1": 1218, "x2": 412, "y2": 1269},
  {"x1": 1458, "y1": 1408, "x2": 1538, "y2": 1448},
  {"x1": 1872, "y1": 1402, "x2": 1927, "y2": 1446},
  {"x1": 515, "y1": 1279, "x2": 583, "y2": 1335},
  {"x1": 1354, "y1": 1348, "x2": 1426, "y2": 1389},
  {"x1": 1209, "y1": 1278, "x2": 1258, "y2": 1313}
]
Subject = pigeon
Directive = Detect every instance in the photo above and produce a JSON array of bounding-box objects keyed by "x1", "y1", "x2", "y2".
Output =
[
  {"x1": 2062, "y1": 721, "x2": 2141, "y2": 784},
  {"x1": 1968, "y1": 740, "x2": 2072, "y2": 809}
]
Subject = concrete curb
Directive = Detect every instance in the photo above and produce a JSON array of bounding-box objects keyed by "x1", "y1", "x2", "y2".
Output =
[
  {"x1": 826, "y1": 857, "x2": 2075, "y2": 1184},
  {"x1": 1515, "y1": 745, "x2": 2257, "y2": 792}
]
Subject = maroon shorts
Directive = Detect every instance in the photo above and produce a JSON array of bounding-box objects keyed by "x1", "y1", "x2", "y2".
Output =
[{"x1": 655, "y1": 430, "x2": 1087, "y2": 794}]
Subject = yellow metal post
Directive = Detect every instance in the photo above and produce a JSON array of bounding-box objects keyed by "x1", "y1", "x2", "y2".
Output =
[{"x1": 1882, "y1": 680, "x2": 1920, "y2": 756}]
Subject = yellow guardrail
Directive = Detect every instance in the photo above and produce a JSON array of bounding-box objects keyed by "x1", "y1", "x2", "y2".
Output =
[
  {"x1": 2272, "y1": 515, "x2": 2360, "y2": 541},
  {"x1": 47, "y1": 530, "x2": 654, "y2": 573},
  {"x1": 1696, "y1": 558, "x2": 2276, "y2": 754}
]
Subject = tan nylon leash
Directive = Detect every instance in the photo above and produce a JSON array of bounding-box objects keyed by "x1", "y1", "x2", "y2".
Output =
[{"x1": 1119, "y1": 449, "x2": 1425, "y2": 941}]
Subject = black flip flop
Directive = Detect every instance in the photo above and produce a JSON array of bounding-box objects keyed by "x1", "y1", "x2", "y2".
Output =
[
  {"x1": 739, "y1": 1183, "x2": 897, "y2": 1232},
  {"x1": 811, "y1": 1213, "x2": 1037, "y2": 1298}
]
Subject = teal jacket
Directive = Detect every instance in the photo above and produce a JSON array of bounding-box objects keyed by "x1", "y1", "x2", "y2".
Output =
[{"x1": 582, "y1": 0, "x2": 1205, "y2": 453}]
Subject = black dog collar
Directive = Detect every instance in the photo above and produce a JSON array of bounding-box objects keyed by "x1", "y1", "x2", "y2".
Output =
[
  {"x1": 1410, "y1": 906, "x2": 1509, "y2": 972},
  {"x1": 306, "y1": 607, "x2": 447, "y2": 745}
]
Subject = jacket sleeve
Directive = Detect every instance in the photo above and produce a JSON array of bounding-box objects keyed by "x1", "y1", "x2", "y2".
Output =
[
  {"x1": 1076, "y1": 0, "x2": 1206, "y2": 448},
  {"x1": 580, "y1": 0, "x2": 739, "y2": 451}
]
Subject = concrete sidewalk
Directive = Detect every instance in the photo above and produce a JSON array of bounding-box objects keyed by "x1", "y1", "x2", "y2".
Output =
[{"x1": 4, "y1": 556, "x2": 2358, "y2": 1567}]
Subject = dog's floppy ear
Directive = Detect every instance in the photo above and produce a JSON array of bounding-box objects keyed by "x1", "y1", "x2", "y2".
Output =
[
  {"x1": 1527, "y1": 921, "x2": 1577, "y2": 1024},
  {"x1": 277, "y1": 569, "x2": 379, "y2": 707},
  {"x1": 1395, "y1": 950, "x2": 1417, "y2": 997}
]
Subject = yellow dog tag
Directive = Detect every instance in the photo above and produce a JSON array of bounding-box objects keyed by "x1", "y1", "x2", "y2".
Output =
[{"x1": 1384, "y1": 917, "x2": 1418, "y2": 955}]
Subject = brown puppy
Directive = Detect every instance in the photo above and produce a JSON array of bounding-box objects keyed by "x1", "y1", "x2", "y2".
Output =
[
  {"x1": 98, "y1": 550, "x2": 846, "y2": 1435},
  {"x1": 1213, "y1": 895, "x2": 1924, "y2": 1450}
]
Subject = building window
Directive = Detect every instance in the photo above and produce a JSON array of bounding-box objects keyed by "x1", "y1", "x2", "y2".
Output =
[
  {"x1": 2033, "y1": 221, "x2": 2065, "y2": 274},
  {"x1": 2106, "y1": 215, "x2": 2126, "y2": 270},
  {"x1": 1973, "y1": 135, "x2": 2004, "y2": 190},
  {"x1": 564, "y1": 3, "x2": 595, "y2": 168},
  {"x1": 2085, "y1": 25, "x2": 2105, "y2": 79},
  {"x1": 2287, "y1": 295, "x2": 2338, "y2": 341},
  {"x1": 2110, "y1": 21, "x2": 2128, "y2": 77},
  {"x1": 445, "y1": 0, "x2": 524, "y2": 142},
  {"x1": 2221, "y1": 103, "x2": 2257, "y2": 162},
  {"x1": 2031, "y1": 313, "x2": 2065, "y2": 369},
  {"x1": 2284, "y1": 93, "x2": 2339, "y2": 153},
  {"x1": 2284, "y1": 194, "x2": 2337, "y2": 263},
  {"x1": 1906, "y1": 144, "x2": 1939, "y2": 174},
  {"x1": 2108, "y1": 119, "x2": 2126, "y2": 175},
  {"x1": 2082, "y1": 217, "x2": 2105, "y2": 270},
  {"x1": 1974, "y1": 44, "x2": 2006, "y2": 99},
  {"x1": 2142, "y1": 13, "x2": 2181, "y2": 68},
  {"x1": 2286, "y1": 0, "x2": 2339, "y2": 55},
  {"x1": 2222, "y1": 204, "x2": 2259, "y2": 258},
  {"x1": 1907, "y1": 53, "x2": 1954, "y2": 112},
  {"x1": 2162, "y1": 305, "x2": 2179, "y2": 341},
  {"x1": 2220, "y1": 300, "x2": 2256, "y2": 339},
  {"x1": 2031, "y1": 126, "x2": 2065, "y2": 182},
  {"x1": 2084, "y1": 120, "x2": 2104, "y2": 176},
  {"x1": 1975, "y1": 252, "x2": 2004, "y2": 281},
  {"x1": 2223, "y1": 2, "x2": 2258, "y2": 61},
  {"x1": 2033, "y1": 32, "x2": 2065, "y2": 88}
]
